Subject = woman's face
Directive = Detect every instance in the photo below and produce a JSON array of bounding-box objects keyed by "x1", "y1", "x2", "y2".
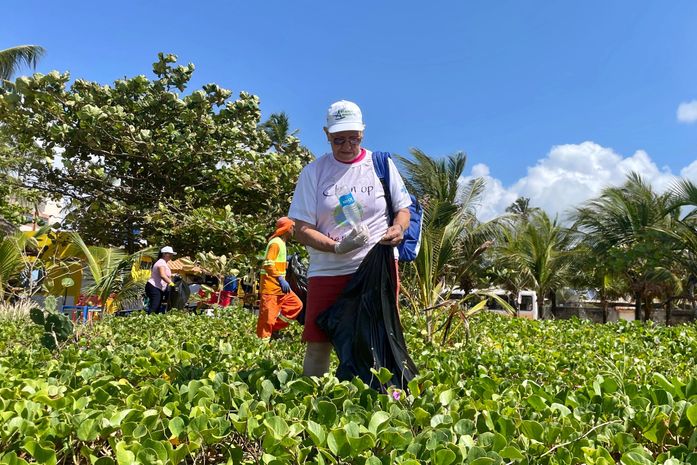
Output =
[
  {"x1": 326, "y1": 130, "x2": 363, "y2": 162},
  {"x1": 163, "y1": 253, "x2": 173, "y2": 261}
]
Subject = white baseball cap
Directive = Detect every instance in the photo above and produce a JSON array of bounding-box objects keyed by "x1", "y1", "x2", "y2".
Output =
[
  {"x1": 325, "y1": 100, "x2": 365, "y2": 133},
  {"x1": 160, "y1": 246, "x2": 177, "y2": 255}
]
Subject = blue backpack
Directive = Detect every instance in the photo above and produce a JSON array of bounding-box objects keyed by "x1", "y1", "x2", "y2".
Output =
[{"x1": 372, "y1": 151, "x2": 423, "y2": 262}]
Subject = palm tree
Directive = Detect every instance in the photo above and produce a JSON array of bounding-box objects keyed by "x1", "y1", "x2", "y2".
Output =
[
  {"x1": 0, "y1": 225, "x2": 51, "y2": 301},
  {"x1": 260, "y1": 112, "x2": 299, "y2": 153},
  {"x1": 494, "y1": 210, "x2": 575, "y2": 319},
  {"x1": 63, "y1": 233, "x2": 152, "y2": 312},
  {"x1": 0, "y1": 45, "x2": 46, "y2": 81},
  {"x1": 572, "y1": 172, "x2": 679, "y2": 321},
  {"x1": 505, "y1": 197, "x2": 540, "y2": 223},
  {"x1": 397, "y1": 148, "x2": 497, "y2": 340}
]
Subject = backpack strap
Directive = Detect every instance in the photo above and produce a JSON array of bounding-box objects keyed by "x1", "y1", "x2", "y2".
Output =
[{"x1": 372, "y1": 151, "x2": 395, "y2": 224}]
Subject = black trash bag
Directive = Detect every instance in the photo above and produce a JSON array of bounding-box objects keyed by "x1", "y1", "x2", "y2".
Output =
[
  {"x1": 286, "y1": 253, "x2": 308, "y2": 325},
  {"x1": 167, "y1": 276, "x2": 191, "y2": 310},
  {"x1": 316, "y1": 244, "x2": 418, "y2": 390}
]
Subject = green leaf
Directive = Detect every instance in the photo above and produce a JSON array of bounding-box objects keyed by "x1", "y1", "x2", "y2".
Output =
[
  {"x1": 77, "y1": 418, "x2": 99, "y2": 441},
  {"x1": 327, "y1": 428, "x2": 348, "y2": 456},
  {"x1": 368, "y1": 411, "x2": 390, "y2": 435},
  {"x1": 317, "y1": 400, "x2": 337, "y2": 426},
  {"x1": 168, "y1": 416, "x2": 186, "y2": 437},
  {"x1": 620, "y1": 450, "x2": 653, "y2": 465},
  {"x1": 686, "y1": 403, "x2": 697, "y2": 426},
  {"x1": 438, "y1": 389, "x2": 456, "y2": 406},
  {"x1": 29, "y1": 308, "x2": 44, "y2": 325},
  {"x1": 499, "y1": 446, "x2": 524, "y2": 461},
  {"x1": 370, "y1": 367, "x2": 393, "y2": 385},
  {"x1": 115, "y1": 441, "x2": 136, "y2": 465},
  {"x1": 520, "y1": 420, "x2": 544, "y2": 441},
  {"x1": 22, "y1": 440, "x2": 56, "y2": 465},
  {"x1": 306, "y1": 420, "x2": 326, "y2": 446},
  {"x1": 434, "y1": 449, "x2": 457, "y2": 465},
  {"x1": 470, "y1": 458, "x2": 496, "y2": 465},
  {"x1": 264, "y1": 416, "x2": 290, "y2": 439},
  {"x1": 0, "y1": 451, "x2": 30, "y2": 465}
]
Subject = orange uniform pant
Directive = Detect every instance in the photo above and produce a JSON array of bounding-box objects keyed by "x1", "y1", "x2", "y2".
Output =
[{"x1": 256, "y1": 291, "x2": 303, "y2": 338}]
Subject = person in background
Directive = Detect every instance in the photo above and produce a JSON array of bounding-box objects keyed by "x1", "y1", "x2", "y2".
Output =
[
  {"x1": 288, "y1": 100, "x2": 411, "y2": 376},
  {"x1": 256, "y1": 217, "x2": 303, "y2": 339},
  {"x1": 145, "y1": 246, "x2": 176, "y2": 314}
]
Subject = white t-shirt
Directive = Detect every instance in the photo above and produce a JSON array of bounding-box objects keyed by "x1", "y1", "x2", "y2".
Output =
[{"x1": 288, "y1": 149, "x2": 412, "y2": 277}]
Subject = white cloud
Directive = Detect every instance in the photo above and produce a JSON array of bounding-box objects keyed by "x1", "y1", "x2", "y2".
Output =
[
  {"x1": 677, "y1": 100, "x2": 697, "y2": 124},
  {"x1": 681, "y1": 160, "x2": 697, "y2": 181},
  {"x1": 467, "y1": 141, "x2": 688, "y2": 222}
]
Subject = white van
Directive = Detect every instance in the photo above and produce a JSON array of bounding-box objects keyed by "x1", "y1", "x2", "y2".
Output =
[{"x1": 447, "y1": 287, "x2": 539, "y2": 320}]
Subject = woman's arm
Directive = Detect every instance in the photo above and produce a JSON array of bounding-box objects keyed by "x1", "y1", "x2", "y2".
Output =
[
  {"x1": 294, "y1": 219, "x2": 338, "y2": 253},
  {"x1": 380, "y1": 208, "x2": 410, "y2": 246},
  {"x1": 158, "y1": 264, "x2": 174, "y2": 285}
]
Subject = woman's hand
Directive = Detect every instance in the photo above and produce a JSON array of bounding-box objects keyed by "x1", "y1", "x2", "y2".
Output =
[{"x1": 379, "y1": 224, "x2": 404, "y2": 246}]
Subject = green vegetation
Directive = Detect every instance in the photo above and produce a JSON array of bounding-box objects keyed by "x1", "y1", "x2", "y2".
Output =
[
  {"x1": 1, "y1": 309, "x2": 697, "y2": 464},
  {"x1": 0, "y1": 53, "x2": 311, "y2": 263}
]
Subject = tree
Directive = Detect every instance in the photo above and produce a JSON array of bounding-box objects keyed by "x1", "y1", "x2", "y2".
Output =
[
  {"x1": 397, "y1": 148, "x2": 497, "y2": 339},
  {"x1": 0, "y1": 53, "x2": 312, "y2": 267},
  {"x1": 0, "y1": 45, "x2": 45, "y2": 81},
  {"x1": 493, "y1": 210, "x2": 575, "y2": 319},
  {"x1": 505, "y1": 196, "x2": 540, "y2": 222},
  {"x1": 572, "y1": 173, "x2": 680, "y2": 321},
  {"x1": 260, "y1": 112, "x2": 300, "y2": 154}
]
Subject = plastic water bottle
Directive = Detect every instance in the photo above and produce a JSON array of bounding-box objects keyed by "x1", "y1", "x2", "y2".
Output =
[{"x1": 335, "y1": 184, "x2": 362, "y2": 228}]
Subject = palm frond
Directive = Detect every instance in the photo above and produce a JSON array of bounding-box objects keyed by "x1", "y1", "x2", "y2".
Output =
[{"x1": 0, "y1": 45, "x2": 46, "y2": 81}]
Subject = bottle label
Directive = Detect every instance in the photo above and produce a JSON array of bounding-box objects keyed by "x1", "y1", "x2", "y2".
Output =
[{"x1": 338, "y1": 193, "x2": 355, "y2": 207}]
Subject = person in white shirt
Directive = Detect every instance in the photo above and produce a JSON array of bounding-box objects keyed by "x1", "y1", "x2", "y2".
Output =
[
  {"x1": 288, "y1": 100, "x2": 411, "y2": 377},
  {"x1": 145, "y1": 246, "x2": 176, "y2": 314}
]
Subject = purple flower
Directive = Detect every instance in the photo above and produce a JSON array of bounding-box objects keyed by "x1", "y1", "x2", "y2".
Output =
[{"x1": 392, "y1": 390, "x2": 401, "y2": 401}]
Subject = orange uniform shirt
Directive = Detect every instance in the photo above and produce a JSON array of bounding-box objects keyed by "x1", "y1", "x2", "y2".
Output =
[{"x1": 260, "y1": 239, "x2": 287, "y2": 295}]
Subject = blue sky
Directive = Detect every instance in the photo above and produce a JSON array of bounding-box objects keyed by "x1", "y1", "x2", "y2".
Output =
[{"x1": 4, "y1": 1, "x2": 697, "y2": 218}]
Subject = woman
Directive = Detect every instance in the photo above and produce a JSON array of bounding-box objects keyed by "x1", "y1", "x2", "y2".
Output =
[
  {"x1": 145, "y1": 246, "x2": 176, "y2": 314},
  {"x1": 288, "y1": 100, "x2": 411, "y2": 376}
]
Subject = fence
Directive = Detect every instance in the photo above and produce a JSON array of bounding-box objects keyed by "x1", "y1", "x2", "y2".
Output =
[{"x1": 552, "y1": 302, "x2": 696, "y2": 325}]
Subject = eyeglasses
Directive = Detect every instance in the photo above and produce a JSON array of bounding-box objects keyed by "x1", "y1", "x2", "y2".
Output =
[{"x1": 331, "y1": 136, "x2": 361, "y2": 146}]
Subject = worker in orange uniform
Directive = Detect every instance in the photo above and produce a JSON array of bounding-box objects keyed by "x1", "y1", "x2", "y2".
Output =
[{"x1": 256, "y1": 217, "x2": 303, "y2": 339}]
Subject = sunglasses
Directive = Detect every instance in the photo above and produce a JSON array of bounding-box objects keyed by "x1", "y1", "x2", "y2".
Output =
[{"x1": 331, "y1": 136, "x2": 361, "y2": 146}]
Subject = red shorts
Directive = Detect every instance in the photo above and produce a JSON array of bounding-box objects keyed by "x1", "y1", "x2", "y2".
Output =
[{"x1": 302, "y1": 260, "x2": 400, "y2": 343}]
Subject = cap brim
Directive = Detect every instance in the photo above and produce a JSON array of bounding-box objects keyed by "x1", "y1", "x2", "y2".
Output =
[{"x1": 327, "y1": 122, "x2": 365, "y2": 133}]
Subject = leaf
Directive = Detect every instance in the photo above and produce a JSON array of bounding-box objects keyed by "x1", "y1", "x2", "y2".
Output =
[
  {"x1": 317, "y1": 400, "x2": 337, "y2": 426},
  {"x1": 77, "y1": 418, "x2": 99, "y2": 441},
  {"x1": 115, "y1": 441, "x2": 136, "y2": 465},
  {"x1": 0, "y1": 451, "x2": 30, "y2": 465},
  {"x1": 499, "y1": 446, "x2": 524, "y2": 461},
  {"x1": 22, "y1": 440, "x2": 56, "y2": 465},
  {"x1": 434, "y1": 448, "x2": 457, "y2": 465},
  {"x1": 620, "y1": 450, "x2": 653, "y2": 465},
  {"x1": 29, "y1": 308, "x2": 44, "y2": 325},
  {"x1": 438, "y1": 389, "x2": 456, "y2": 406},
  {"x1": 168, "y1": 416, "x2": 186, "y2": 437},
  {"x1": 306, "y1": 420, "x2": 326, "y2": 446},
  {"x1": 370, "y1": 367, "x2": 393, "y2": 385},
  {"x1": 520, "y1": 420, "x2": 544, "y2": 441},
  {"x1": 327, "y1": 428, "x2": 348, "y2": 456},
  {"x1": 264, "y1": 416, "x2": 290, "y2": 439},
  {"x1": 686, "y1": 403, "x2": 697, "y2": 426},
  {"x1": 368, "y1": 411, "x2": 390, "y2": 435},
  {"x1": 470, "y1": 458, "x2": 496, "y2": 465}
]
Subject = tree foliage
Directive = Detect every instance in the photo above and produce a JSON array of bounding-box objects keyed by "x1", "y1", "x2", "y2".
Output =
[
  {"x1": 572, "y1": 173, "x2": 681, "y2": 320},
  {"x1": 0, "y1": 53, "x2": 312, "y2": 266},
  {"x1": 397, "y1": 148, "x2": 497, "y2": 339}
]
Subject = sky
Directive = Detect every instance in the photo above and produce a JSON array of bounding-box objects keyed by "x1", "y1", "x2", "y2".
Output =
[{"x1": 4, "y1": 1, "x2": 697, "y2": 220}]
